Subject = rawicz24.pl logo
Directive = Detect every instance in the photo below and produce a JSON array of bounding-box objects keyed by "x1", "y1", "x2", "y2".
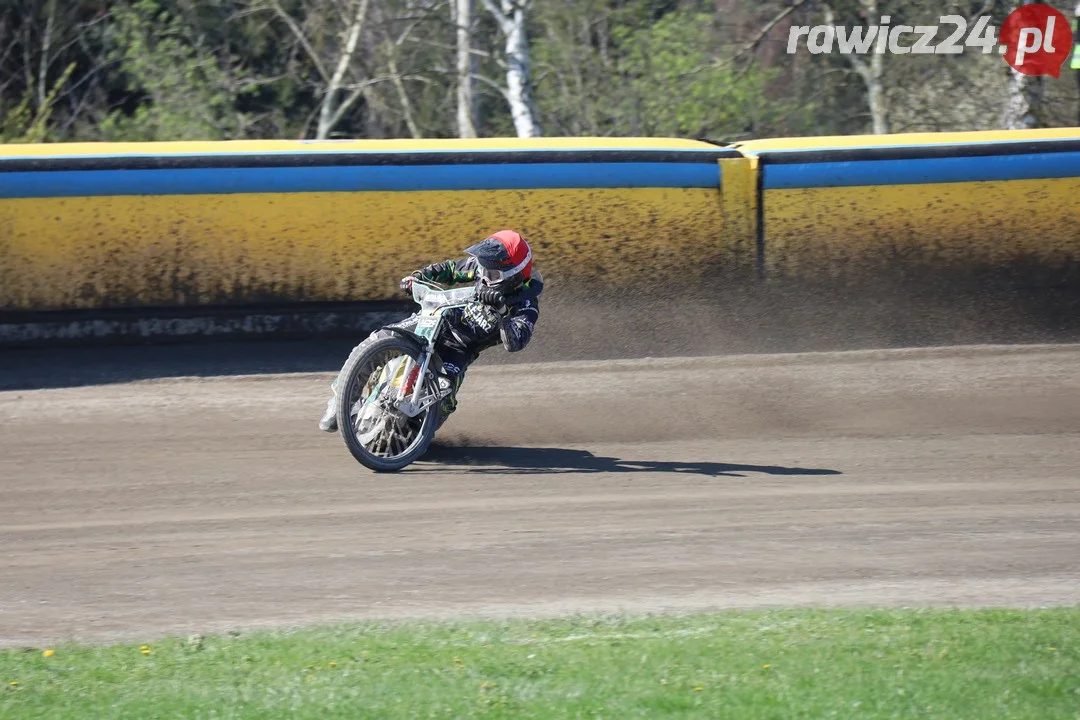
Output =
[{"x1": 787, "y1": 3, "x2": 1072, "y2": 77}]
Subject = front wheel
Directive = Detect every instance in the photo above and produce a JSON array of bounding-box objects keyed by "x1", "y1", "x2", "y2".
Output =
[{"x1": 336, "y1": 336, "x2": 438, "y2": 472}]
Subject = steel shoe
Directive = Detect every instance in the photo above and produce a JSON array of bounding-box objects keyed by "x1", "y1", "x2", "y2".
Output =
[{"x1": 318, "y1": 398, "x2": 338, "y2": 433}]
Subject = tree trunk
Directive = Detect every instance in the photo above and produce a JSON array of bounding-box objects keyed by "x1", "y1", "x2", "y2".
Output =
[
  {"x1": 481, "y1": 0, "x2": 542, "y2": 137},
  {"x1": 38, "y1": 0, "x2": 57, "y2": 111},
  {"x1": 825, "y1": 0, "x2": 889, "y2": 134},
  {"x1": 502, "y1": 1, "x2": 540, "y2": 137},
  {"x1": 1003, "y1": 67, "x2": 1042, "y2": 128},
  {"x1": 455, "y1": 0, "x2": 477, "y2": 138},
  {"x1": 865, "y1": 48, "x2": 889, "y2": 134},
  {"x1": 1002, "y1": 2, "x2": 1044, "y2": 129},
  {"x1": 387, "y1": 48, "x2": 422, "y2": 138},
  {"x1": 317, "y1": 0, "x2": 371, "y2": 140}
]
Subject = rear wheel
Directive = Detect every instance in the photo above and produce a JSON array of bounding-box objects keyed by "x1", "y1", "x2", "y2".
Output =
[{"x1": 336, "y1": 336, "x2": 438, "y2": 472}]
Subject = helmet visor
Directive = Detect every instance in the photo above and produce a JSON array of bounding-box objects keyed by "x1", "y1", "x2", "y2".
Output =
[
  {"x1": 476, "y1": 248, "x2": 532, "y2": 287},
  {"x1": 478, "y1": 265, "x2": 508, "y2": 286}
]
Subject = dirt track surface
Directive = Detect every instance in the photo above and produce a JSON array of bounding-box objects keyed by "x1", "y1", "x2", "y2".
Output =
[{"x1": 2, "y1": 344, "x2": 1079, "y2": 645}]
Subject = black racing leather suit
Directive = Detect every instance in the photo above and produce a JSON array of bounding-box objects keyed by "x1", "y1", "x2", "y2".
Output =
[{"x1": 404, "y1": 256, "x2": 543, "y2": 420}]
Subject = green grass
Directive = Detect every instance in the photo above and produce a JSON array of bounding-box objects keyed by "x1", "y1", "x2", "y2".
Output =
[{"x1": 2, "y1": 608, "x2": 1078, "y2": 719}]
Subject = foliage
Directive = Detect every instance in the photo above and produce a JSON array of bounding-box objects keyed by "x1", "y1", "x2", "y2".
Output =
[
  {"x1": 98, "y1": 0, "x2": 252, "y2": 141},
  {"x1": 0, "y1": 0, "x2": 1076, "y2": 142},
  {"x1": 1, "y1": 62, "x2": 77, "y2": 142},
  {"x1": 612, "y1": 9, "x2": 779, "y2": 138}
]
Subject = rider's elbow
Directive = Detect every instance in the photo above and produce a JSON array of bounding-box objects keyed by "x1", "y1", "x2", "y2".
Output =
[{"x1": 500, "y1": 326, "x2": 530, "y2": 352}]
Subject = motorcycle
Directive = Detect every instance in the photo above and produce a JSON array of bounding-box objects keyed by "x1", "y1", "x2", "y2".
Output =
[{"x1": 333, "y1": 279, "x2": 475, "y2": 472}]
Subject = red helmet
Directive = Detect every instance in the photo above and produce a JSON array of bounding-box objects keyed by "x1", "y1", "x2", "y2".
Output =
[{"x1": 464, "y1": 230, "x2": 533, "y2": 292}]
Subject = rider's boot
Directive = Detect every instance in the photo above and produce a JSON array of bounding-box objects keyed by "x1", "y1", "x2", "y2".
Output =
[{"x1": 318, "y1": 397, "x2": 338, "y2": 433}]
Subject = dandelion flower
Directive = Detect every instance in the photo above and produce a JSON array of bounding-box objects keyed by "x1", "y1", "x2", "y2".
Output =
[
  {"x1": 140, "y1": 645, "x2": 151, "y2": 655},
  {"x1": 328, "y1": 662, "x2": 337, "y2": 668},
  {"x1": 762, "y1": 664, "x2": 772, "y2": 669},
  {"x1": 8, "y1": 682, "x2": 18, "y2": 687},
  {"x1": 693, "y1": 686, "x2": 704, "y2": 692},
  {"x1": 43, "y1": 649, "x2": 55, "y2": 658}
]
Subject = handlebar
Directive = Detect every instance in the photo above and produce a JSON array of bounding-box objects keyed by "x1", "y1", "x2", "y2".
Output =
[
  {"x1": 409, "y1": 278, "x2": 446, "y2": 292},
  {"x1": 410, "y1": 278, "x2": 477, "y2": 308}
]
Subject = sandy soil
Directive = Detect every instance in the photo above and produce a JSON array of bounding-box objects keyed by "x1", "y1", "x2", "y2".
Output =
[{"x1": 1, "y1": 344, "x2": 1078, "y2": 645}]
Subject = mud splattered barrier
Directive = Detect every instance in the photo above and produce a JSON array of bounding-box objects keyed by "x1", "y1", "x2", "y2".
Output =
[
  {"x1": 0, "y1": 131, "x2": 1077, "y2": 347},
  {"x1": 739, "y1": 132, "x2": 1080, "y2": 284}
]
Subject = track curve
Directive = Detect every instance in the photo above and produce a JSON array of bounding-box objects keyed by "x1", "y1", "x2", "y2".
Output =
[{"x1": 2, "y1": 344, "x2": 1079, "y2": 645}]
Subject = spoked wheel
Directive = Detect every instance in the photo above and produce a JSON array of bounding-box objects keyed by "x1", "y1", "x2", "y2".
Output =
[{"x1": 336, "y1": 336, "x2": 439, "y2": 472}]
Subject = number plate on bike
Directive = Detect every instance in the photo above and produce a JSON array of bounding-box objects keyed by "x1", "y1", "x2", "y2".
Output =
[{"x1": 414, "y1": 316, "x2": 438, "y2": 339}]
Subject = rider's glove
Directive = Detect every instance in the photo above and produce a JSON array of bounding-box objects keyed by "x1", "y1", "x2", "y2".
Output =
[
  {"x1": 476, "y1": 287, "x2": 507, "y2": 315},
  {"x1": 399, "y1": 273, "x2": 421, "y2": 293}
]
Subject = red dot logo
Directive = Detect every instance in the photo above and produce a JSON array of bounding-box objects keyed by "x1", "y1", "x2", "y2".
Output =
[{"x1": 1000, "y1": 3, "x2": 1072, "y2": 77}]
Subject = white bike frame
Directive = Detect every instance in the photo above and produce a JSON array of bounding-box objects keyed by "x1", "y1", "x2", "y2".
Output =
[{"x1": 373, "y1": 280, "x2": 476, "y2": 419}]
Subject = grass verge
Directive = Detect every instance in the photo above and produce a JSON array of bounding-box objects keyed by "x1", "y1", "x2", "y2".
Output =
[{"x1": 2, "y1": 608, "x2": 1078, "y2": 719}]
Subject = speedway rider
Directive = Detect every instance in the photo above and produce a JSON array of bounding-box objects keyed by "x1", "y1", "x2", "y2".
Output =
[{"x1": 319, "y1": 229, "x2": 543, "y2": 433}]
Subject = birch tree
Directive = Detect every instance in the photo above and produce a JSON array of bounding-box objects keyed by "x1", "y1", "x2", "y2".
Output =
[
  {"x1": 1002, "y1": 65, "x2": 1043, "y2": 128},
  {"x1": 5, "y1": 0, "x2": 1078, "y2": 143},
  {"x1": 1001, "y1": 0, "x2": 1043, "y2": 129},
  {"x1": 317, "y1": 0, "x2": 371, "y2": 139},
  {"x1": 480, "y1": 0, "x2": 541, "y2": 137},
  {"x1": 454, "y1": 0, "x2": 478, "y2": 137},
  {"x1": 822, "y1": 0, "x2": 890, "y2": 134},
  {"x1": 370, "y1": 0, "x2": 429, "y2": 139},
  {"x1": 255, "y1": 0, "x2": 413, "y2": 139}
]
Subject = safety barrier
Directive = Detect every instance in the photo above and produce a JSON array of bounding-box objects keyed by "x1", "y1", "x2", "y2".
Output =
[
  {"x1": 0, "y1": 138, "x2": 738, "y2": 313},
  {"x1": 1, "y1": 130, "x2": 1078, "y2": 343},
  {"x1": 736, "y1": 129, "x2": 1080, "y2": 281}
]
